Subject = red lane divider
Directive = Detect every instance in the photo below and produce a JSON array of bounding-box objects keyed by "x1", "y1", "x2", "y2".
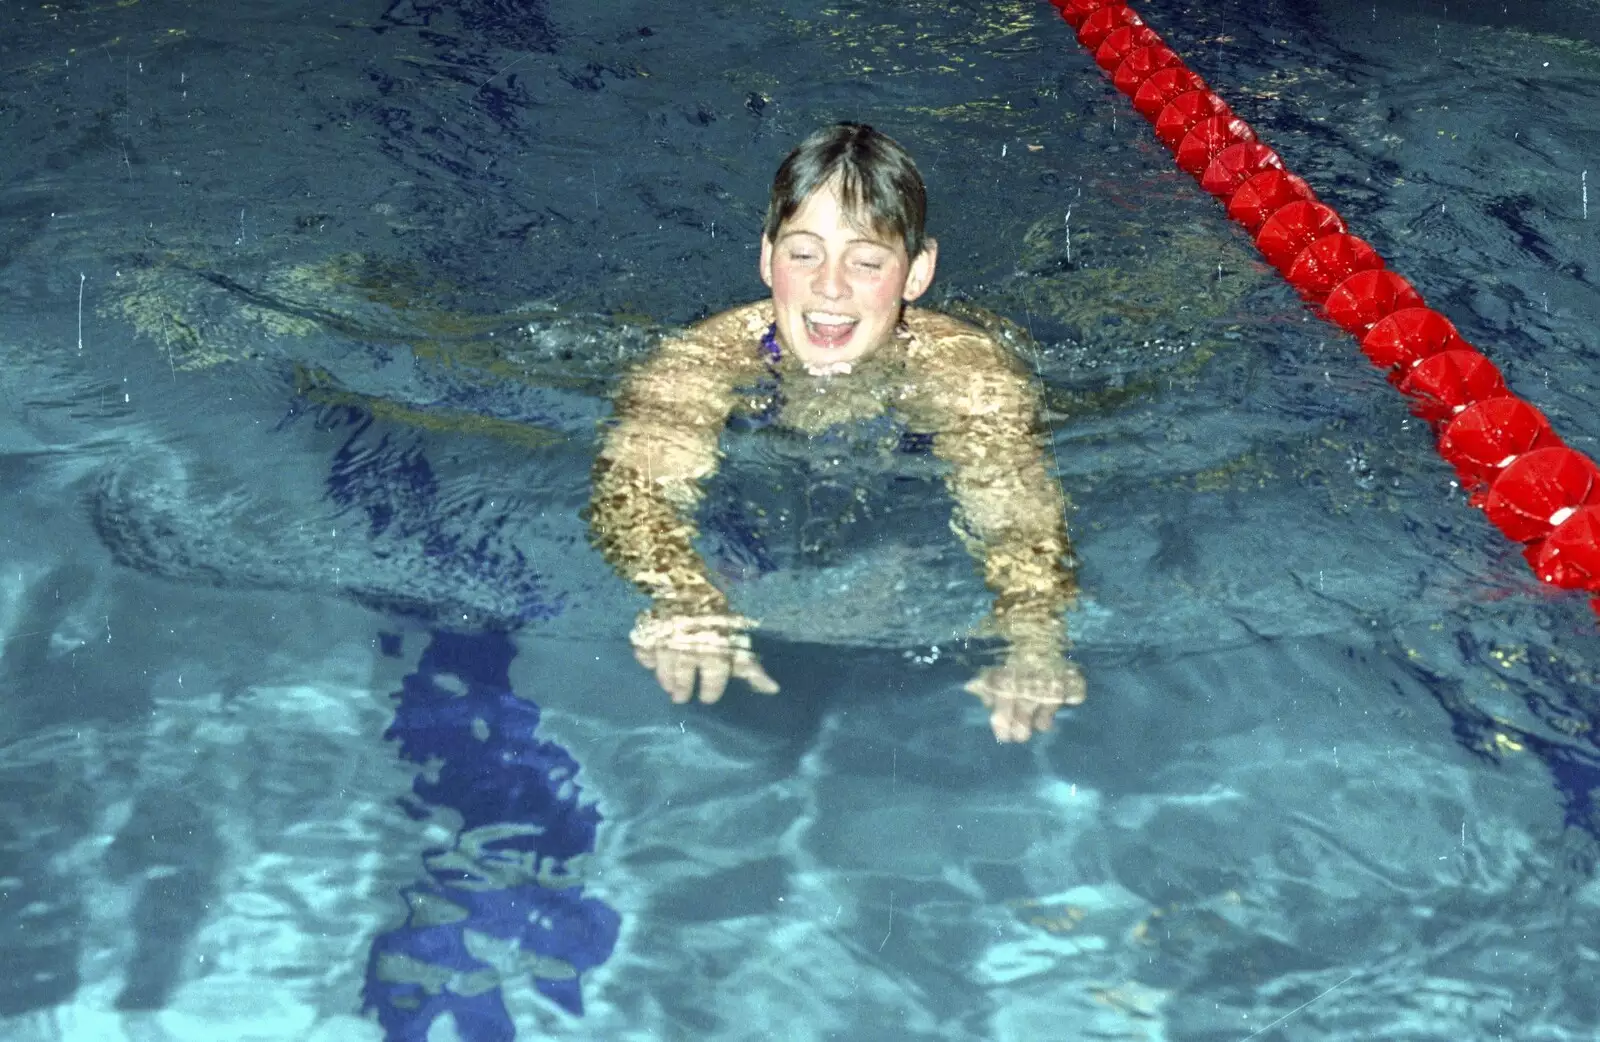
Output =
[
  {"x1": 1044, "y1": 0, "x2": 1600, "y2": 614},
  {"x1": 1483, "y1": 448, "x2": 1600, "y2": 543},
  {"x1": 1199, "y1": 143, "x2": 1283, "y2": 199},
  {"x1": 1256, "y1": 201, "x2": 1345, "y2": 272},
  {"x1": 1113, "y1": 45, "x2": 1183, "y2": 95},
  {"x1": 1397, "y1": 349, "x2": 1509, "y2": 426},
  {"x1": 1439, "y1": 397, "x2": 1562, "y2": 490},
  {"x1": 1133, "y1": 67, "x2": 1206, "y2": 119},
  {"x1": 1324, "y1": 270, "x2": 1425, "y2": 335},
  {"x1": 1360, "y1": 308, "x2": 1466, "y2": 371},
  {"x1": 1228, "y1": 169, "x2": 1317, "y2": 234},
  {"x1": 1153, "y1": 92, "x2": 1230, "y2": 149},
  {"x1": 1285, "y1": 233, "x2": 1384, "y2": 302},
  {"x1": 1175, "y1": 115, "x2": 1256, "y2": 177}
]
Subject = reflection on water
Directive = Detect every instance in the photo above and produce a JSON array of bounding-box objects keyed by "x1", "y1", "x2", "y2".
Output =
[{"x1": 367, "y1": 630, "x2": 619, "y2": 1037}]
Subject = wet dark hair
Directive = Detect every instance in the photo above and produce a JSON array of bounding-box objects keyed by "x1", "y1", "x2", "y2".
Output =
[{"x1": 763, "y1": 122, "x2": 928, "y2": 258}]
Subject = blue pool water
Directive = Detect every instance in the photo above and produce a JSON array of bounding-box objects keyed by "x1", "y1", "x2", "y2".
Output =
[{"x1": 3, "y1": 0, "x2": 1600, "y2": 1039}]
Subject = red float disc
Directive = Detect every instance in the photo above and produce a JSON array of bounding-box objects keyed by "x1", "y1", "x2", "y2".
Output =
[
  {"x1": 1482, "y1": 447, "x2": 1600, "y2": 544},
  {"x1": 1154, "y1": 91, "x2": 1231, "y2": 149},
  {"x1": 1079, "y1": 6, "x2": 1142, "y2": 50},
  {"x1": 1226, "y1": 170, "x2": 1317, "y2": 235},
  {"x1": 1284, "y1": 233, "x2": 1384, "y2": 302},
  {"x1": 1359, "y1": 307, "x2": 1466, "y2": 372},
  {"x1": 1113, "y1": 45, "x2": 1184, "y2": 96},
  {"x1": 1255, "y1": 200, "x2": 1345, "y2": 271},
  {"x1": 1094, "y1": 25, "x2": 1162, "y2": 72},
  {"x1": 1133, "y1": 66, "x2": 1207, "y2": 121},
  {"x1": 1063, "y1": 0, "x2": 1127, "y2": 31},
  {"x1": 1175, "y1": 115, "x2": 1256, "y2": 176},
  {"x1": 1439, "y1": 396, "x2": 1563, "y2": 490},
  {"x1": 1199, "y1": 143, "x2": 1284, "y2": 199},
  {"x1": 1323, "y1": 270, "x2": 1426, "y2": 335},
  {"x1": 1533, "y1": 505, "x2": 1600, "y2": 591},
  {"x1": 1397, "y1": 349, "x2": 1508, "y2": 425}
]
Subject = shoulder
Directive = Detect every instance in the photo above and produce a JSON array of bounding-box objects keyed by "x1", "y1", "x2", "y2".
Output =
[
  {"x1": 634, "y1": 300, "x2": 770, "y2": 374},
  {"x1": 680, "y1": 300, "x2": 774, "y2": 349},
  {"x1": 618, "y1": 300, "x2": 770, "y2": 407},
  {"x1": 901, "y1": 306, "x2": 1026, "y2": 376},
  {"x1": 898, "y1": 306, "x2": 1042, "y2": 432}
]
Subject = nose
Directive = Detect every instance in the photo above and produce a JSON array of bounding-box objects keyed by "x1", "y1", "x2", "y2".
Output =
[{"x1": 811, "y1": 256, "x2": 849, "y2": 301}]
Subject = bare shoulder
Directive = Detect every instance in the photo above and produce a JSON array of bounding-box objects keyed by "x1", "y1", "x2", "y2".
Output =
[
  {"x1": 625, "y1": 299, "x2": 769, "y2": 387},
  {"x1": 902, "y1": 306, "x2": 990, "y2": 348},
  {"x1": 675, "y1": 299, "x2": 774, "y2": 358},
  {"x1": 902, "y1": 306, "x2": 1026, "y2": 375},
  {"x1": 616, "y1": 300, "x2": 770, "y2": 422},
  {"x1": 902, "y1": 306, "x2": 1033, "y2": 409}
]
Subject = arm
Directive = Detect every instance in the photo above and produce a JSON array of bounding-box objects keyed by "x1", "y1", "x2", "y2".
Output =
[
  {"x1": 903, "y1": 310, "x2": 1082, "y2": 740},
  {"x1": 905, "y1": 311, "x2": 1078, "y2": 652},
  {"x1": 589, "y1": 346, "x2": 736, "y2": 619},
  {"x1": 586, "y1": 302, "x2": 779, "y2": 701}
]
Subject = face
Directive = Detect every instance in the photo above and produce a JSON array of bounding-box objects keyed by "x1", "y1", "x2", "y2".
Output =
[{"x1": 760, "y1": 180, "x2": 937, "y2": 372}]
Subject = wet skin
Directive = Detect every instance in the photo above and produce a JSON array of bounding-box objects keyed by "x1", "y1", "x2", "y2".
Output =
[{"x1": 589, "y1": 180, "x2": 1084, "y2": 743}]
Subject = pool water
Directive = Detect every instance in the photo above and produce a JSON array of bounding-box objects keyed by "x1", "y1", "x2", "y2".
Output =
[{"x1": 3, "y1": 0, "x2": 1599, "y2": 1039}]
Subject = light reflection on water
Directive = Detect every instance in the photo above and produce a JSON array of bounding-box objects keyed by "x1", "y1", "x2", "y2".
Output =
[{"x1": 1, "y1": 0, "x2": 1599, "y2": 1039}]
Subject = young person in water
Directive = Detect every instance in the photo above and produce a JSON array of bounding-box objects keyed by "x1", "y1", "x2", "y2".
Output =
[{"x1": 587, "y1": 122, "x2": 1083, "y2": 743}]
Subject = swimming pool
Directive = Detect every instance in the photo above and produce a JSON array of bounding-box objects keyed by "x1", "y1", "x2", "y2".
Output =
[{"x1": 3, "y1": 0, "x2": 1599, "y2": 1038}]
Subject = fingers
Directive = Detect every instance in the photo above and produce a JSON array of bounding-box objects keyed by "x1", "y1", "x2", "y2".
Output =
[
  {"x1": 1061, "y1": 663, "x2": 1088, "y2": 706},
  {"x1": 969, "y1": 660, "x2": 1086, "y2": 742},
  {"x1": 637, "y1": 630, "x2": 778, "y2": 705},
  {"x1": 991, "y1": 697, "x2": 1053, "y2": 743},
  {"x1": 990, "y1": 700, "x2": 1029, "y2": 744},
  {"x1": 658, "y1": 648, "x2": 699, "y2": 705},
  {"x1": 963, "y1": 675, "x2": 997, "y2": 709},
  {"x1": 734, "y1": 651, "x2": 781, "y2": 695},
  {"x1": 966, "y1": 670, "x2": 1040, "y2": 742},
  {"x1": 696, "y1": 654, "x2": 732, "y2": 705},
  {"x1": 995, "y1": 687, "x2": 1050, "y2": 743},
  {"x1": 967, "y1": 674, "x2": 1027, "y2": 742}
]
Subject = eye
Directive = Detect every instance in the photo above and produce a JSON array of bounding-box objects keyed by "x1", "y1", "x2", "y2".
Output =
[{"x1": 849, "y1": 248, "x2": 891, "y2": 271}]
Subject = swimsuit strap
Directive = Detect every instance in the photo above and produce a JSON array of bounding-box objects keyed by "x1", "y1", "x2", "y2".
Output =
[{"x1": 724, "y1": 323, "x2": 783, "y2": 432}]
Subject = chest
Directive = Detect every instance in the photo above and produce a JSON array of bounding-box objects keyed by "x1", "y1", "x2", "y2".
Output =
[{"x1": 774, "y1": 375, "x2": 898, "y2": 435}]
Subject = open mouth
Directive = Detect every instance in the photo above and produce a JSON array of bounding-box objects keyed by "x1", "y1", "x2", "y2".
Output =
[{"x1": 803, "y1": 314, "x2": 858, "y2": 349}]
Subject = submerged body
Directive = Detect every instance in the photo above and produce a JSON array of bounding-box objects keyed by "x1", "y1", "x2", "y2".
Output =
[
  {"x1": 586, "y1": 123, "x2": 1083, "y2": 742},
  {"x1": 588, "y1": 301, "x2": 1082, "y2": 741}
]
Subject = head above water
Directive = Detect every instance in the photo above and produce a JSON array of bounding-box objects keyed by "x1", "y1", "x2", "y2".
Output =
[
  {"x1": 762, "y1": 122, "x2": 929, "y2": 260},
  {"x1": 760, "y1": 123, "x2": 939, "y2": 373}
]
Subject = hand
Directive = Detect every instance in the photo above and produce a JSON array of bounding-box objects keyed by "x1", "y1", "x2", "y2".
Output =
[
  {"x1": 629, "y1": 612, "x2": 780, "y2": 705},
  {"x1": 964, "y1": 651, "x2": 1085, "y2": 743}
]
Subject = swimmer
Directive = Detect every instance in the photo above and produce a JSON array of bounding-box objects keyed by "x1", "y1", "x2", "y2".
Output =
[{"x1": 586, "y1": 122, "x2": 1082, "y2": 743}]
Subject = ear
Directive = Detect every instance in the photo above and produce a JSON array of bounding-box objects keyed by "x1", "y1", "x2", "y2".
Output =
[
  {"x1": 759, "y1": 236, "x2": 775, "y2": 289},
  {"x1": 902, "y1": 237, "x2": 938, "y2": 302}
]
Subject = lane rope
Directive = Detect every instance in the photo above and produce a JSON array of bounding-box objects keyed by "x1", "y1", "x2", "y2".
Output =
[{"x1": 1047, "y1": 0, "x2": 1600, "y2": 617}]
